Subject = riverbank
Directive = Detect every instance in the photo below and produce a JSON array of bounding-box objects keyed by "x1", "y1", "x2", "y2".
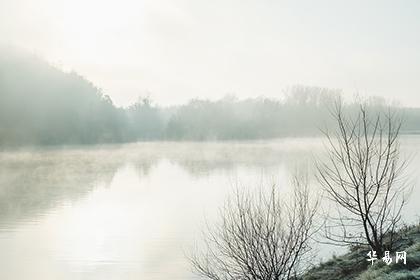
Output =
[{"x1": 303, "y1": 224, "x2": 420, "y2": 280}]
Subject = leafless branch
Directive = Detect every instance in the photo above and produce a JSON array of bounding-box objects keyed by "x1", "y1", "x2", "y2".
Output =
[
  {"x1": 317, "y1": 100, "x2": 410, "y2": 255},
  {"x1": 190, "y1": 175, "x2": 318, "y2": 280}
]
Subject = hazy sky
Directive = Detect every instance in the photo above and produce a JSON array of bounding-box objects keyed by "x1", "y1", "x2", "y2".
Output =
[{"x1": 1, "y1": 0, "x2": 419, "y2": 107}]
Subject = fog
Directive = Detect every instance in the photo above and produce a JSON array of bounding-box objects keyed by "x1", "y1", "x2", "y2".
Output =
[
  {"x1": 1, "y1": 2, "x2": 420, "y2": 279},
  {"x1": 1, "y1": 47, "x2": 420, "y2": 146},
  {"x1": 1, "y1": 0, "x2": 420, "y2": 106}
]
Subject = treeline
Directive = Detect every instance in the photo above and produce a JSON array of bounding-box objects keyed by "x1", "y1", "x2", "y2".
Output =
[
  {"x1": 1, "y1": 48, "x2": 420, "y2": 146},
  {"x1": 0, "y1": 48, "x2": 127, "y2": 145}
]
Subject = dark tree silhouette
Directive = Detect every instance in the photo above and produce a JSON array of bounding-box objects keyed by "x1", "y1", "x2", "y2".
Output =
[
  {"x1": 317, "y1": 100, "x2": 410, "y2": 255},
  {"x1": 191, "y1": 175, "x2": 318, "y2": 280}
]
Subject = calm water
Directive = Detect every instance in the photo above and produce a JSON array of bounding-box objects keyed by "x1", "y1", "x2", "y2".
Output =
[{"x1": 0, "y1": 138, "x2": 419, "y2": 280}]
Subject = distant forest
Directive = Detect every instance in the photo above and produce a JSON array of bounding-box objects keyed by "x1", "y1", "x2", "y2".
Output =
[{"x1": 1, "y1": 48, "x2": 420, "y2": 146}]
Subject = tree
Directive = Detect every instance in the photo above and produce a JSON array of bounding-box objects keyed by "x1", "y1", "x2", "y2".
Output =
[
  {"x1": 190, "y1": 175, "x2": 318, "y2": 280},
  {"x1": 317, "y1": 100, "x2": 410, "y2": 255},
  {"x1": 127, "y1": 96, "x2": 164, "y2": 140}
]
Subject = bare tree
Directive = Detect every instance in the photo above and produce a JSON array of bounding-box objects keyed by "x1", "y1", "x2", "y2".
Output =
[
  {"x1": 317, "y1": 100, "x2": 410, "y2": 255},
  {"x1": 190, "y1": 175, "x2": 318, "y2": 280}
]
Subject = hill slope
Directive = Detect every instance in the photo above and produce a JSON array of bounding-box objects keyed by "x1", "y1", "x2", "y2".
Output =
[
  {"x1": 303, "y1": 225, "x2": 420, "y2": 280},
  {"x1": 0, "y1": 47, "x2": 127, "y2": 145}
]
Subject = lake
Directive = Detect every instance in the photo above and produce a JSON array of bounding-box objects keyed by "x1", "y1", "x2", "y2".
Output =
[{"x1": 0, "y1": 137, "x2": 419, "y2": 280}]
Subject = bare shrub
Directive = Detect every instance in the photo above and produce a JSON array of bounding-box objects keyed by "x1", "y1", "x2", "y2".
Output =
[{"x1": 190, "y1": 175, "x2": 318, "y2": 280}]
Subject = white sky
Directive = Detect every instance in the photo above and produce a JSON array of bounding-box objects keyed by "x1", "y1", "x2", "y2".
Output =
[{"x1": 1, "y1": 0, "x2": 419, "y2": 107}]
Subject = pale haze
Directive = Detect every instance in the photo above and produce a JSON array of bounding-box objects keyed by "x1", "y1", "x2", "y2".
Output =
[
  {"x1": 1, "y1": 0, "x2": 419, "y2": 106},
  {"x1": 1, "y1": 2, "x2": 420, "y2": 279}
]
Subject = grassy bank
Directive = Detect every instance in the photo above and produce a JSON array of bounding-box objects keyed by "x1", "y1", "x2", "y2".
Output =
[{"x1": 303, "y1": 224, "x2": 420, "y2": 280}]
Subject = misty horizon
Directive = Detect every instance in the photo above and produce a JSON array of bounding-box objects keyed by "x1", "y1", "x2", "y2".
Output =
[
  {"x1": 1, "y1": 2, "x2": 419, "y2": 279},
  {"x1": 0, "y1": 45, "x2": 416, "y2": 110},
  {"x1": 2, "y1": 47, "x2": 420, "y2": 147},
  {"x1": 1, "y1": 0, "x2": 420, "y2": 107}
]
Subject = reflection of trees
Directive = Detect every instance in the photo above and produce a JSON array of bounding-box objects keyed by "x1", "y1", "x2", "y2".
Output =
[
  {"x1": 153, "y1": 141, "x2": 321, "y2": 178},
  {"x1": 0, "y1": 140, "x2": 324, "y2": 228},
  {"x1": 0, "y1": 148, "x2": 125, "y2": 225},
  {"x1": 124, "y1": 143, "x2": 168, "y2": 179}
]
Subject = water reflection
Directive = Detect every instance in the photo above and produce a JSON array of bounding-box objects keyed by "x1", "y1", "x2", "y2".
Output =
[
  {"x1": 0, "y1": 138, "x2": 418, "y2": 279},
  {"x1": 0, "y1": 148, "x2": 124, "y2": 227}
]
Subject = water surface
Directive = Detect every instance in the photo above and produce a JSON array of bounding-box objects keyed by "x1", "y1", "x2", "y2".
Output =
[{"x1": 0, "y1": 138, "x2": 418, "y2": 279}]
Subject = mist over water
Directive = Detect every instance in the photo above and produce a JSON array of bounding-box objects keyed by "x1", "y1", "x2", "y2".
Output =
[
  {"x1": 0, "y1": 138, "x2": 418, "y2": 280},
  {"x1": 1, "y1": 1, "x2": 419, "y2": 278}
]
